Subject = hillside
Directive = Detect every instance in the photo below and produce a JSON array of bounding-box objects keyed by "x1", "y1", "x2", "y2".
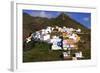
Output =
[
  {"x1": 23, "y1": 12, "x2": 91, "y2": 62},
  {"x1": 23, "y1": 12, "x2": 90, "y2": 40}
]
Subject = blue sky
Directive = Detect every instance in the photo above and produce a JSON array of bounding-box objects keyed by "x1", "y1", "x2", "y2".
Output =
[{"x1": 23, "y1": 10, "x2": 91, "y2": 29}]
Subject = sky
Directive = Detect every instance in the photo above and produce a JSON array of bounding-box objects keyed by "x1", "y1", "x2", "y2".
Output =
[{"x1": 23, "y1": 10, "x2": 91, "y2": 29}]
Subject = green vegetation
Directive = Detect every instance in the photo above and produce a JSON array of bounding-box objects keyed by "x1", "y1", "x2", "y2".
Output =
[
  {"x1": 23, "y1": 12, "x2": 91, "y2": 62},
  {"x1": 23, "y1": 42, "x2": 63, "y2": 62},
  {"x1": 23, "y1": 41, "x2": 91, "y2": 62}
]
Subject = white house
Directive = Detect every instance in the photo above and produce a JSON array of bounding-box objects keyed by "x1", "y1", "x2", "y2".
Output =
[
  {"x1": 75, "y1": 51, "x2": 83, "y2": 58},
  {"x1": 26, "y1": 37, "x2": 31, "y2": 43},
  {"x1": 52, "y1": 45, "x2": 62, "y2": 50},
  {"x1": 26, "y1": 33, "x2": 33, "y2": 43},
  {"x1": 35, "y1": 31, "x2": 41, "y2": 39},
  {"x1": 63, "y1": 52, "x2": 69, "y2": 57},
  {"x1": 76, "y1": 28, "x2": 81, "y2": 33},
  {"x1": 43, "y1": 34, "x2": 50, "y2": 41},
  {"x1": 51, "y1": 36, "x2": 62, "y2": 50},
  {"x1": 69, "y1": 28, "x2": 75, "y2": 32},
  {"x1": 70, "y1": 44, "x2": 75, "y2": 48},
  {"x1": 69, "y1": 33, "x2": 77, "y2": 41},
  {"x1": 63, "y1": 26, "x2": 67, "y2": 32},
  {"x1": 51, "y1": 27, "x2": 54, "y2": 31},
  {"x1": 41, "y1": 29, "x2": 46, "y2": 35},
  {"x1": 63, "y1": 40, "x2": 69, "y2": 50},
  {"x1": 58, "y1": 27, "x2": 62, "y2": 32},
  {"x1": 45, "y1": 26, "x2": 52, "y2": 34}
]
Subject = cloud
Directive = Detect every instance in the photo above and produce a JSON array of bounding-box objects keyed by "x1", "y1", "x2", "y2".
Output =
[
  {"x1": 39, "y1": 11, "x2": 55, "y2": 18},
  {"x1": 24, "y1": 10, "x2": 60, "y2": 18},
  {"x1": 40, "y1": 11, "x2": 46, "y2": 17},
  {"x1": 31, "y1": 11, "x2": 51, "y2": 18},
  {"x1": 31, "y1": 11, "x2": 41, "y2": 17},
  {"x1": 83, "y1": 17, "x2": 89, "y2": 21}
]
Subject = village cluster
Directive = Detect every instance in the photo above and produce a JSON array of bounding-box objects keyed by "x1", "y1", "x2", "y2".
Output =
[{"x1": 26, "y1": 26, "x2": 83, "y2": 60}]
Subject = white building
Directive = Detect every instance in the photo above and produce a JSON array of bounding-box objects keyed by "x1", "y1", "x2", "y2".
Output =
[
  {"x1": 75, "y1": 51, "x2": 83, "y2": 58},
  {"x1": 45, "y1": 26, "x2": 52, "y2": 34},
  {"x1": 26, "y1": 37, "x2": 31, "y2": 43},
  {"x1": 69, "y1": 33, "x2": 77, "y2": 41},
  {"x1": 51, "y1": 36, "x2": 62, "y2": 50},
  {"x1": 43, "y1": 34, "x2": 50, "y2": 41},
  {"x1": 76, "y1": 28, "x2": 81, "y2": 33},
  {"x1": 41, "y1": 29, "x2": 46, "y2": 35},
  {"x1": 63, "y1": 52, "x2": 69, "y2": 57}
]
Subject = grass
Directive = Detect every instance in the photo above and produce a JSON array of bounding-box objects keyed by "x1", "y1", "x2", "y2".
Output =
[
  {"x1": 23, "y1": 42, "x2": 63, "y2": 62},
  {"x1": 23, "y1": 40, "x2": 91, "y2": 62}
]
